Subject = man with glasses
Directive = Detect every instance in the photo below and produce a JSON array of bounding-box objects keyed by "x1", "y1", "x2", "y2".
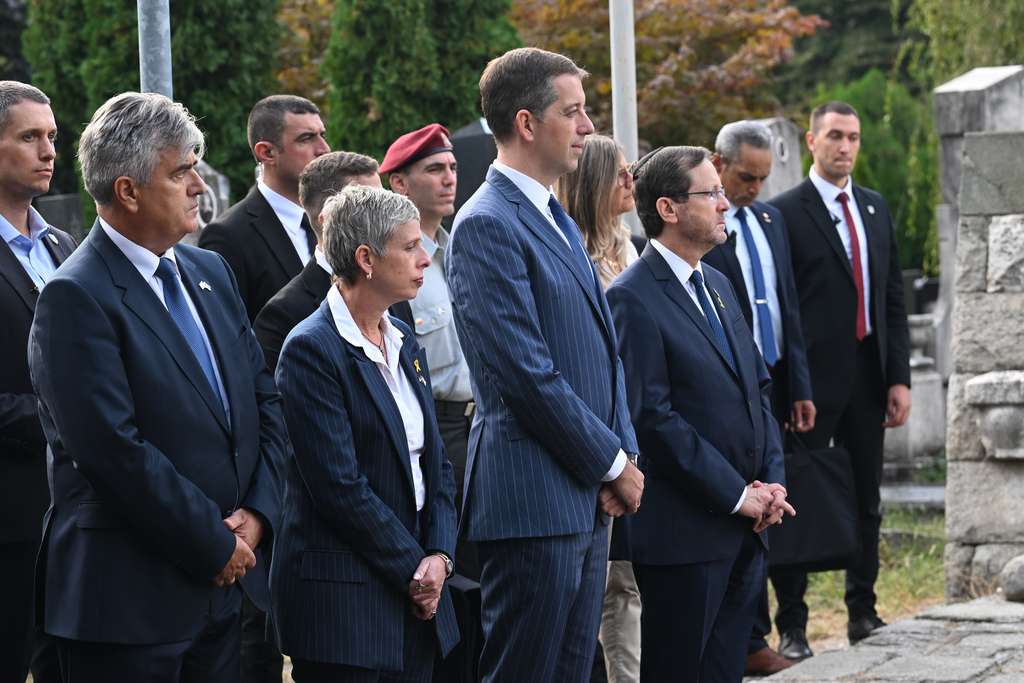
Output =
[
  {"x1": 703, "y1": 121, "x2": 814, "y2": 675},
  {"x1": 607, "y1": 146, "x2": 794, "y2": 682}
]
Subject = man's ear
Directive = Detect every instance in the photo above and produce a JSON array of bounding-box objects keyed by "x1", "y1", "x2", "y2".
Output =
[
  {"x1": 253, "y1": 141, "x2": 276, "y2": 166},
  {"x1": 388, "y1": 172, "x2": 408, "y2": 195},
  {"x1": 112, "y1": 176, "x2": 141, "y2": 214},
  {"x1": 512, "y1": 109, "x2": 536, "y2": 143},
  {"x1": 710, "y1": 153, "x2": 724, "y2": 174},
  {"x1": 656, "y1": 196, "x2": 679, "y2": 225}
]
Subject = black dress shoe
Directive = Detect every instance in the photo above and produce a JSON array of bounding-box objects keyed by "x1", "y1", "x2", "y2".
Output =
[
  {"x1": 778, "y1": 629, "x2": 813, "y2": 660},
  {"x1": 848, "y1": 615, "x2": 887, "y2": 644}
]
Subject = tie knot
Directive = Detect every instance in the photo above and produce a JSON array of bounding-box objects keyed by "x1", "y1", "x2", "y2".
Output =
[
  {"x1": 689, "y1": 269, "x2": 704, "y2": 287},
  {"x1": 155, "y1": 257, "x2": 178, "y2": 283},
  {"x1": 837, "y1": 191, "x2": 849, "y2": 205}
]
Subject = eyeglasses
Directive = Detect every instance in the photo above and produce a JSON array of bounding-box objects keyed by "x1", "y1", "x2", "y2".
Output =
[
  {"x1": 677, "y1": 187, "x2": 727, "y2": 202},
  {"x1": 616, "y1": 168, "x2": 633, "y2": 188}
]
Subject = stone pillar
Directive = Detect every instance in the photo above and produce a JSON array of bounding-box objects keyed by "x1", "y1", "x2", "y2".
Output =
[{"x1": 945, "y1": 130, "x2": 1024, "y2": 600}]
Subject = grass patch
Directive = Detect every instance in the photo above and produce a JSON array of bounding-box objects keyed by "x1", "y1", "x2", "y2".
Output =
[{"x1": 769, "y1": 506, "x2": 945, "y2": 653}]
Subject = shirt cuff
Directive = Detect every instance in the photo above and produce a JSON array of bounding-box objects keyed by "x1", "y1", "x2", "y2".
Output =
[
  {"x1": 602, "y1": 450, "x2": 628, "y2": 482},
  {"x1": 730, "y1": 485, "x2": 747, "y2": 515}
]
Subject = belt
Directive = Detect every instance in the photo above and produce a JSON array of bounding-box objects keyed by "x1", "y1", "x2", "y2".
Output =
[{"x1": 435, "y1": 399, "x2": 475, "y2": 418}]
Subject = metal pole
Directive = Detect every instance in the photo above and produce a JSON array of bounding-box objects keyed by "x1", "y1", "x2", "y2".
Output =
[
  {"x1": 137, "y1": 0, "x2": 173, "y2": 98},
  {"x1": 609, "y1": 0, "x2": 641, "y2": 234}
]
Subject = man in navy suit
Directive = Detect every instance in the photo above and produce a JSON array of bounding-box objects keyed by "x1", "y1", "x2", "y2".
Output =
[
  {"x1": 28, "y1": 92, "x2": 286, "y2": 683},
  {"x1": 447, "y1": 47, "x2": 643, "y2": 683},
  {"x1": 607, "y1": 146, "x2": 794, "y2": 682},
  {"x1": 702, "y1": 120, "x2": 815, "y2": 676}
]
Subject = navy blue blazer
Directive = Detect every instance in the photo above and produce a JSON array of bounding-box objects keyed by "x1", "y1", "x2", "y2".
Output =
[
  {"x1": 702, "y1": 200, "x2": 812, "y2": 405},
  {"x1": 606, "y1": 246, "x2": 785, "y2": 566},
  {"x1": 447, "y1": 166, "x2": 638, "y2": 542},
  {"x1": 27, "y1": 222, "x2": 285, "y2": 644},
  {"x1": 271, "y1": 301, "x2": 459, "y2": 670}
]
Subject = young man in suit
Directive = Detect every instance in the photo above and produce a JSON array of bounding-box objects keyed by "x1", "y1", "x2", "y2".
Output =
[
  {"x1": 199, "y1": 94, "x2": 330, "y2": 322},
  {"x1": 447, "y1": 47, "x2": 644, "y2": 683},
  {"x1": 28, "y1": 92, "x2": 287, "y2": 683},
  {"x1": 702, "y1": 120, "x2": 815, "y2": 675},
  {"x1": 0, "y1": 79, "x2": 74, "y2": 683},
  {"x1": 253, "y1": 150, "x2": 387, "y2": 373},
  {"x1": 607, "y1": 146, "x2": 795, "y2": 682},
  {"x1": 769, "y1": 101, "x2": 911, "y2": 656}
]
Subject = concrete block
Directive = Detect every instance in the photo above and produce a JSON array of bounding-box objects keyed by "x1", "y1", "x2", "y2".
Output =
[
  {"x1": 955, "y1": 215, "x2": 988, "y2": 293},
  {"x1": 946, "y1": 461, "x2": 1024, "y2": 544},
  {"x1": 960, "y1": 132, "x2": 1024, "y2": 216},
  {"x1": 988, "y1": 215, "x2": 1024, "y2": 292},
  {"x1": 952, "y1": 293, "x2": 1024, "y2": 373},
  {"x1": 947, "y1": 373, "x2": 983, "y2": 461}
]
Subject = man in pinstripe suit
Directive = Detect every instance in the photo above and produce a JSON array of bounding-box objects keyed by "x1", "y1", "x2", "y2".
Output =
[{"x1": 447, "y1": 47, "x2": 643, "y2": 683}]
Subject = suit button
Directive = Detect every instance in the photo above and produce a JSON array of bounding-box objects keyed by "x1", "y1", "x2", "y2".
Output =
[{"x1": 233, "y1": 450, "x2": 239, "y2": 459}]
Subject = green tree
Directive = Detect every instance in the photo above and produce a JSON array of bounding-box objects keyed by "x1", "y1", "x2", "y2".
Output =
[
  {"x1": 324, "y1": 0, "x2": 518, "y2": 161},
  {"x1": 1, "y1": 0, "x2": 30, "y2": 82},
  {"x1": 810, "y1": 69, "x2": 937, "y2": 272},
  {"x1": 22, "y1": 0, "x2": 280, "y2": 203}
]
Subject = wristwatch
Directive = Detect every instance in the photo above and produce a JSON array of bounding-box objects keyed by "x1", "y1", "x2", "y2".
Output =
[{"x1": 433, "y1": 552, "x2": 454, "y2": 577}]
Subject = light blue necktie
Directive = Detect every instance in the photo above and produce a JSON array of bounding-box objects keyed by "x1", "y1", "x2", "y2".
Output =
[
  {"x1": 154, "y1": 258, "x2": 221, "y2": 402},
  {"x1": 690, "y1": 269, "x2": 737, "y2": 374},
  {"x1": 736, "y1": 209, "x2": 779, "y2": 366}
]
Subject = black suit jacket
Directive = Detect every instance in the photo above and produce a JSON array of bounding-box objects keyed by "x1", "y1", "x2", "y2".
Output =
[
  {"x1": 198, "y1": 186, "x2": 304, "y2": 322},
  {"x1": 607, "y1": 248, "x2": 784, "y2": 565},
  {"x1": 0, "y1": 224, "x2": 76, "y2": 543},
  {"x1": 253, "y1": 259, "x2": 415, "y2": 374},
  {"x1": 769, "y1": 179, "x2": 910, "y2": 412},
  {"x1": 702, "y1": 201, "x2": 812, "y2": 408},
  {"x1": 28, "y1": 223, "x2": 286, "y2": 644}
]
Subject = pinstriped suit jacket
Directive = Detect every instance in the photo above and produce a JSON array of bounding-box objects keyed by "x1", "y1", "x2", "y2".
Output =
[
  {"x1": 447, "y1": 166, "x2": 638, "y2": 542},
  {"x1": 271, "y1": 301, "x2": 459, "y2": 670}
]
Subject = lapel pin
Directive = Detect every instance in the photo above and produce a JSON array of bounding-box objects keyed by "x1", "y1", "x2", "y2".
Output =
[
  {"x1": 867, "y1": 205, "x2": 876, "y2": 215},
  {"x1": 47, "y1": 233, "x2": 58, "y2": 244},
  {"x1": 761, "y1": 212, "x2": 772, "y2": 224},
  {"x1": 199, "y1": 281, "x2": 212, "y2": 291},
  {"x1": 418, "y1": 376, "x2": 428, "y2": 386},
  {"x1": 712, "y1": 288, "x2": 726, "y2": 310}
]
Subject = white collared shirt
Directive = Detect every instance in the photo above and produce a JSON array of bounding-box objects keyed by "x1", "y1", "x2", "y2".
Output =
[
  {"x1": 327, "y1": 285, "x2": 426, "y2": 510},
  {"x1": 490, "y1": 161, "x2": 627, "y2": 482},
  {"x1": 724, "y1": 206, "x2": 784, "y2": 358},
  {"x1": 648, "y1": 237, "x2": 746, "y2": 514},
  {"x1": 808, "y1": 167, "x2": 872, "y2": 335},
  {"x1": 98, "y1": 218, "x2": 230, "y2": 416},
  {"x1": 258, "y1": 181, "x2": 312, "y2": 266}
]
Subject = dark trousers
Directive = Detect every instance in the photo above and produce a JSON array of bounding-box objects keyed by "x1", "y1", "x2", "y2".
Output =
[
  {"x1": 772, "y1": 336, "x2": 886, "y2": 632},
  {"x1": 636, "y1": 533, "x2": 765, "y2": 683},
  {"x1": 54, "y1": 585, "x2": 243, "y2": 683},
  {"x1": 0, "y1": 539, "x2": 59, "y2": 683},
  {"x1": 239, "y1": 592, "x2": 282, "y2": 683},
  {"x1": 477, "y1": 521, "x2": 608, "y2": 683},
  {"x1": 290, "y1": 611, "x2": 435, "y2": 683}
]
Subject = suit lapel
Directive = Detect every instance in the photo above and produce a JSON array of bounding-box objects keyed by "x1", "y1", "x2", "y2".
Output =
[
  {"x1": 247, "y1": 187, "x2": 303, "y2": 276},
  {"x1": 753, "y1": 203, "x2": 789, "y2": 309},
  {"x1": 349, "y1": 342, "x2": 417, "y2": 498},
  {"x1": 705, "y1": 269, "x2": 750, "y2": 391},
  {"x1": 852, "y1": 185, "x2": 884, "y2": 306},
  {"x1": 642, "y1": 247, "x2": 741, "y2": 383},
  {"x1": 799, "y1": 180, "x2": 854, "y2": 282},
  {"x1": 399, "y1": 341, "x2": 436, "y2": 501},
  {"x1": 0, "y1": 239, "x2": 39, "y2": 313},
  {"x1": 90, "y1": 225, "x2": 230, "y2": 435},
  {"x1": 718, "y1": 231, "x2": 752, "y2": 326}
]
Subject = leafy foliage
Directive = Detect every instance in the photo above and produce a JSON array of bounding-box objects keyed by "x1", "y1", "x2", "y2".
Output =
[
  {"x1": 276, "y1": 0, "x2": 334, "y2": 110},
  {"x1": 22, "y1": 0, "x2": 280, "y2": 202},
  {"x1": 324, "y1": 0, "x2": 519, "y2": 160},
  {"x1": 0, "y1": 0, "x2": 30, "y2": 82},
  {"x1": 511, "y1": 0, "x2": 825, "y2": 148}
]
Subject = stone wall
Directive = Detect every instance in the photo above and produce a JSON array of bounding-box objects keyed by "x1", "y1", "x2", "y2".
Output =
[{"x1": 945, "y1": 129, "x2": 1024, "y2": 599}]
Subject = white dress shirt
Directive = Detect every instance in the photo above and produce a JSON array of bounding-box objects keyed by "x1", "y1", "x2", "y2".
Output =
[
  {"x1": 258, "y1": 181, "x2": 312, "y2": 266},
  {"x1": 808, "y1": 167, "x2": 872, "y2": 335},
  {"x1": 725, "y1": 205, "x2": 785, "y2": 357},
  {"x1": 327, "y1": 284, "x2": 426, "y2": 510},
  {"x1": 98, "y1": 218, "x2": 230, "y2": 416},
  {"x1": 491, "y1": 162, "x2": 627, "y2": 482},
  {"x1": 648, "y1": 238, "x2": 746, "y2": 514}
]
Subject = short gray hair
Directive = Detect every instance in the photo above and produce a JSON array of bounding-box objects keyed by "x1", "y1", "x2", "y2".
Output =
[
  {"x1": 0, "y1": 81, "x2": 49, "y2": 133},
  {"x1": 78, "y1": 92, "x2": 205, "y2": 205},
  {"x1": 715, "y1": 120, "x2": 772, "y2": 164},
  {"x1": 321, "y1": 185, "x2": 419, "y2": 285}
]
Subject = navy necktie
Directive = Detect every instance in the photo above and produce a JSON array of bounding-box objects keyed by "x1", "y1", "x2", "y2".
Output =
[
  {"x1": 690, "y1": 269, "x2": 737, "y2": 374},
  {"x1": 547, "y1": 195, "x2": 594, "y2": 278},
  {"x1": 154, "y1": 258, "x2": 222, "y2": 406},
  {"x1": 300, "y1": 213, "x2": 317, "y2": 258},
  {"x1": 736, "y1": 208, "x2": 779, "y2": 366}
]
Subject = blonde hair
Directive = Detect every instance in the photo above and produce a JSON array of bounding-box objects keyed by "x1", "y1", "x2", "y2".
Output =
[{"x1": 556, "y1": 134, "x2": 632, "y2": 288}]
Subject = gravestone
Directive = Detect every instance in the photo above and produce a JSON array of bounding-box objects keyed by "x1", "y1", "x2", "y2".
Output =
[
  {"x1": 753, "y1": 116, "x2": 803, "y2": 202},
  {"x1": 182, "y1": 159, "x2": 231, "y2": 245}
]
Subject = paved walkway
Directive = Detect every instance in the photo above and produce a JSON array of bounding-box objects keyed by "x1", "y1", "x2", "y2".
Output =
[{"x1": 765, "y1": 595, "x2": 1024, "y2": 681}]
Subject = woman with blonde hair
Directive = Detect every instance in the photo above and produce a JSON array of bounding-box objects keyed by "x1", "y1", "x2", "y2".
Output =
[
  {"x1": 556, "y1": 134, "x2": 639, "y2": 288},
  {"x1": 557, "y1": 133, "x2": 642, "y2": 683}
]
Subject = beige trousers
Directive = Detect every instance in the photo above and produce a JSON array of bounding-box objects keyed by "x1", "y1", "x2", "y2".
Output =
[{"x1": 599, "y1": 553, "x2": 642, "y2": 682}]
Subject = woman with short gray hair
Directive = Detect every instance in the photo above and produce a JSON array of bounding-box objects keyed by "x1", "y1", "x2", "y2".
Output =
[{"x1": 272, "y1": 184, "x2": 460, "y2": 682}]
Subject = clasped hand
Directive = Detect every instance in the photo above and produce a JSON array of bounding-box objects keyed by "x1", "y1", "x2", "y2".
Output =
[
  {"x1": 598, "y1": 459, "x2": 644, "y2": 517},
  {"x1": 407, "y1": 555, "x2": 448, "y2": 620},
  {"x1": 738, "y1": 480, "x2": 796, "y2": 533},
  {"x1": 214, "y1": 508, "x2": 262, "y2": 587}
]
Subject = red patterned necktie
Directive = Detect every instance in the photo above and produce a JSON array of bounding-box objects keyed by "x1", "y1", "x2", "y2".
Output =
[{"x1": 837, "y1": 192, "x2": 866, "y2": 341}]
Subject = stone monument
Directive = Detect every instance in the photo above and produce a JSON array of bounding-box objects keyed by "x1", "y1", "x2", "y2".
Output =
[{"x1": 754, "y1": 116, "x2": 803, "y2": 202}]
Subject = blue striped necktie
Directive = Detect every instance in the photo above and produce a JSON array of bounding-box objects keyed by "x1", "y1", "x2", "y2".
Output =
[
  {"x1": 690, "y1": 269, "x2": 737, "y2": 374},
  {"x1": 154, "y1": 258, "x2": 221, "y2": 400},
  {"x1": 736, "y1": 208, "x2": 779, "y2": 366}
]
